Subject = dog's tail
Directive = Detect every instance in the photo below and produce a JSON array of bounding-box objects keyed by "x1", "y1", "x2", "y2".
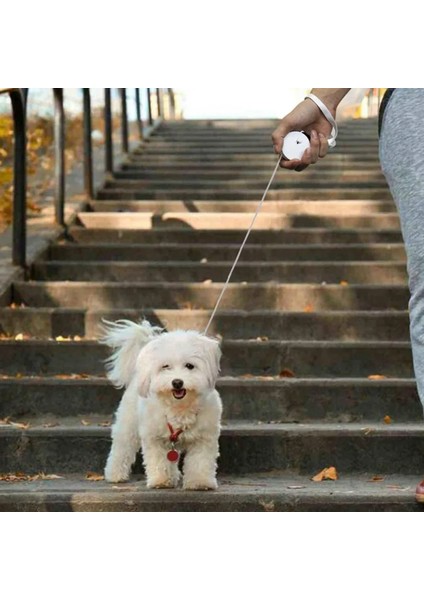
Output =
[{"x1": 101, "y1": 319, "x2": 162, "y2": 388}]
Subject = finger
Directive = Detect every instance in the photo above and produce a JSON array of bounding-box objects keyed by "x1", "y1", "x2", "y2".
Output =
[
  {"x1": 309, "y1": 130, "x2": 320, "y2": 164},
  {"x1": 280, "y1": 148, "x2": 312, "y2": 171},
  {"x1": 272, "y1": 129, "x2": 285, "y2": 155},
  {"x1": 272, "y1": 122, "x2": 290, "y2": 155},
  {"x1": 280, "y1": 158, "x2": 302, "y2": 170},
  {"x1": 318, "y1": 133, "x2": 329, "y2": 158}
]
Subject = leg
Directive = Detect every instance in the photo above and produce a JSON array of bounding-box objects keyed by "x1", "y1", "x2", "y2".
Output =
[
  {"x1": 142, "y1": 439, "x2": 181, "y2": 489},
  {"x1": 380, "y1": 89, "x2": 424, "y2": 414},
  {"x1": 183, "y1": 438, "x2": 219, "y2": 491},
  {"x1": 105, "y1": 381, "x2": 141, "y2": 483}
]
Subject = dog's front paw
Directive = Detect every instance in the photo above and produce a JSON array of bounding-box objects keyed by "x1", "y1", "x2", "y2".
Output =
[
  {"x1": 183, "y1": 478, "x2": 218, "y2": 491},
  {"x1": 104, "y1": 464, "x2": 131, "y2": 484},
  {"x1": 147, "y1": 476, "x2": 180, "y2": 490}
]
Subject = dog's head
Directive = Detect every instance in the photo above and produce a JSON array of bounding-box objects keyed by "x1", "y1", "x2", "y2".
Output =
[{"x1": 136, "y1": 330, "x2": 221, "y2": 401}]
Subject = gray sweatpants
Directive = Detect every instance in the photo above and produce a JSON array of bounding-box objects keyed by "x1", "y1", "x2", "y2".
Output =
[{"x1": 380, "y1": 88, "x2": 424, "y2": 411}]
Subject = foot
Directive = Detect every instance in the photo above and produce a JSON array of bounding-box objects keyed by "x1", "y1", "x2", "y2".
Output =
[
  {"x1": 147, "y1": 474, "x2": 181, "y2": 490},
  {"x1": 183, "y1": 477, "x2": 218, "y2": 491},
  {"x1": 416, "y1": 480, "x2": 424, "y2": 503}
]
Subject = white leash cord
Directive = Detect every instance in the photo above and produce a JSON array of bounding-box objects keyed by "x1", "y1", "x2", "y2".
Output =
[
  {"x1": 203, "y1": 94, "x2": 338, "y2": 336},
  {"x1": 203, "y1": 155, "x2": 282, "y2": 336}
]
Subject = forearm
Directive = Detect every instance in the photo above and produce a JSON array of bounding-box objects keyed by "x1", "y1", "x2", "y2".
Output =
[{"x1": 309, "y1": 88, "x2": 351, "y2": 113}]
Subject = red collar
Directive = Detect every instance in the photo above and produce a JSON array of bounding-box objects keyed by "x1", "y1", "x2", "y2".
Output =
[
  {"x1": 167, "y1": 423, "x2": 184, "y2": 463},
  {"x1": 167, "y1": 423, "x2": 184, "y2": 443}
]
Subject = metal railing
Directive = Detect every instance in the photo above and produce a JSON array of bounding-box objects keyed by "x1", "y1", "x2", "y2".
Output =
[{"x1": 0, "y1": 88, "x2": 176, "y2": 268}]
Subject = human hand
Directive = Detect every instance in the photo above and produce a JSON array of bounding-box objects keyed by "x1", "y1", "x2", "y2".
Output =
[{"x1": 272, "y1": 98, "x2": 335, "y2": 171}]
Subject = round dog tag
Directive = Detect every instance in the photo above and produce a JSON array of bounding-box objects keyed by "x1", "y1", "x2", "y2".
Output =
[{"x1": 167, "y1": 449, "x2": 180, "y2": 463}]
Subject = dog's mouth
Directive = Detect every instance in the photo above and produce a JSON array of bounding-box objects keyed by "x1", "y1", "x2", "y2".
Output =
[{"x1": 172, "y1": 389, "x2": 187, "y2": 400}]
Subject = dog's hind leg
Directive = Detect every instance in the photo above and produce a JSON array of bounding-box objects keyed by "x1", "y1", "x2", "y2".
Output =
[{"x1": 105, "y1": 381, "x2": 141, "y2": 483}]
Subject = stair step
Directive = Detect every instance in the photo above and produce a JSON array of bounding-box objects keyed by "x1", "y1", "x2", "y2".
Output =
[
  {"x1": 88, "y1": 200, "x2": 395, "y2": 215},
  {"x1": 96, "y1": 188, "x2": 391, "y2": 201},
  {"x1": 50, "y1": 243, "x2": 407, "y2": 263},
  {"x1": 125, "y1": 156, "x2": 382, "y2": 168},
  {"x1": 0, "y1": 422, "x2": 422, "y2": 475},
  {"x1": 77, "y1": 212, "x2": 400, "y2": 230},
  {"x1": 0, "y1": 308, "x2": 410, "y2": 341},
  {"x1": 68, "y1": 227, "x2": 403, "y2": 245},
  {"x1": 0, "y1": 473, "x2": 419, "y2": 512},
  {"x1": 0, "y1": 377, "x2": 420, "y2": 423},
  {"x1": 101, "y1": 178, "x2": 387, "y2": 191},
  {"x1": 122, "y1": 160, "x2": 382, "y2": 171},
  {"x1": 31, "y1": 260, "x2": 408, "y2": 285},
  {"x1": 112, "y1": 170, "x2": 386, "y2": 183},
  {"x1": 13, "y1": 281, "x2": 410, "y2": 311},
  {"x1": 0, "y1": 339, "x2": 413, "y2": 378}
]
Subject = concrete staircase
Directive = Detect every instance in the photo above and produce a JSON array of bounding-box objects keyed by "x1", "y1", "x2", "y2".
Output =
[{"x1": 1, "y1": 117, "x2": 423, "y2": 511}]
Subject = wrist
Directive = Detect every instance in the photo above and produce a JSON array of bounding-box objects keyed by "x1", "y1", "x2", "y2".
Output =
[{"x1": 309, "y1": 88, "x2": 350, "y2": 115}]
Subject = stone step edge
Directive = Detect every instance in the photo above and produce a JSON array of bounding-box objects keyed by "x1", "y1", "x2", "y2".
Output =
[
  {"x1": 0, "y1": 422, "x2": 423, "y2": 438},
  {"x1": 0, "y1": 376, "x2": 417, "y2": 386},
  {"x1": 0, "y1": 474, "x2": 419, "y2": 512},
  {"x1": 0, "y1": 339, "x2": 413, "y2": 349}
]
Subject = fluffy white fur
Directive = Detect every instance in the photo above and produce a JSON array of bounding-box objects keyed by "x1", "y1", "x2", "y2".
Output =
[{"x1": 102, "y1": 319, "x2": 222, "y2": 491}]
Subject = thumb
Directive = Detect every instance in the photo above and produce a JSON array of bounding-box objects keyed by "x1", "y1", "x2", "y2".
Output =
[{"x1": 272, "y1": 121, "x2": 291, "y2": 155}]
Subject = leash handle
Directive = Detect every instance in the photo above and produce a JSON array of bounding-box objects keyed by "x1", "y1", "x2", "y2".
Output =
[{"x1": 203, "y1": 155, "x2": 282, "y2": 336}]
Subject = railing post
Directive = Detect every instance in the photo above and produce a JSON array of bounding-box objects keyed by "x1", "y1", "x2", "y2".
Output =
[
  {"x1": 156, "y1": 87, "x2": 162, "y2": 118},
  {"x1": 53, "y1": 88, "x2": 65, "y2": 227},
  {"x1": 104, "y1": 88, "x2": 113, "y2": 175},
  {"x1": 82, "y1": 88, "x2": 93, "y2": 199},
  {"x1": 135, "y1": 88, "x2": 143, "y2": 140},
  {"x1": 147, "y1": 88, "x2": 153, "y2": 125},
  {"x1": 120, "y1": 88, "x2": 129, "y2": 154},
  {"x1": 7, "y1": 89, "x2": 27, "y2": 267},
  {"x1": 168, "y1": 88, "x2": 176, "y2": 120}
]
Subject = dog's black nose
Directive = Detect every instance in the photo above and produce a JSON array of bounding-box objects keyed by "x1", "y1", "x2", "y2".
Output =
[{"x1": 172, "y1": 379, "x2": 184, "y2": 390}]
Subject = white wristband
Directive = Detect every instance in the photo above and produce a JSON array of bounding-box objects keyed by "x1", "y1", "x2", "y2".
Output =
[{"x1": 305, "y1": 93, "x2": 338, "y2": 148}]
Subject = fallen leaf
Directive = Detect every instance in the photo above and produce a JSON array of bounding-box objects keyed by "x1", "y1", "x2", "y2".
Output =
[
  {"x1": 304, "y1": 304, "x2": 315, "y2": 313},
  {"x1": 363, "y1": 427, "x2": 374, "y2": 436},
  {"x1": 312, "y1": 467, "x2": 338, "y2": 482},
  {"x1": 256, "y1": 336, "x2": 269, "y2": 342},
  {"x1": 1, "y1": 417, "x2": 30, "y2": 430},
  {"x1": 43, "y1": 423, "x2": 59, "y2": 429},
  {"x1": 81, "y1": 420, "x2": 91, "y2": 426},
  {"x1": 384, "y1": 415, "x2": 393, "y2": 425},
  {"x1": 368, "y1": 374, "x2": 387, "y2": 381},
  {"x1": 279, "y1": 369, "x2": 296, "y2": 379},
  {"x1": 259, "y1": 500, "x2": 275, "y2": 512},
  {"x1": 340, "y1": 281, "x2": 349, "y2": 286},
  {"x1": 203, "y1": 280, "x2": 213, "y2": 285},
  {"x1": 37, "y1": 473, "x2": 64, "y2": 480},
  {"x1": 14, "y1": 333, "x2": 24, "y2": 341},
  {"x1": 200, "y1": 258, "x2": 208, "y2": 264},
  {"x1": 73, "y1": 336, "x2": 82, "y2": 342},
  {"x1": 98, "y1": 421, "x2": 112, "y2": 428},
  {"x1": 287, "y1": 485, "x2": 306, "y2": 490},
  {"x1": 86, "y1": 473, "x2": 104, "y2": 482},
  {"x1": 55, "y1": 336, "x2": 72, "y2": 342},
  {"x1": 369, "y1": 475, "x2": 385, "y2": 482}
]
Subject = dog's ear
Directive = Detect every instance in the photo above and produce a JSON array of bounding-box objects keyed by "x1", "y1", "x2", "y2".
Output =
[
  {"x1": 136, "y1": 344, "x2": 153, "y2": 397},
  {"x1": 199, "y1": 335, "x2": 222, "y2": 387}
]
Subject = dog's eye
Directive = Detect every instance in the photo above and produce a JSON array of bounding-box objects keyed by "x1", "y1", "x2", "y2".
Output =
[{"x1": 185, "y1": 363, "x2": 195, "y2": 370}]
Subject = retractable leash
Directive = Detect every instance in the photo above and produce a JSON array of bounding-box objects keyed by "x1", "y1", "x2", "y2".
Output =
[{"x1": 203, "y1": 94, "x2": 338, "y2": 336}]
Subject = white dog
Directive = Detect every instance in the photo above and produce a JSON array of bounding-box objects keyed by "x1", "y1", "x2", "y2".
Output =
[{"x1": 102, "y1": 320, "x2": 222, "y2": 490}]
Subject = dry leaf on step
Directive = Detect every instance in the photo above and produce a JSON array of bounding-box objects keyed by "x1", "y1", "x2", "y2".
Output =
[
  {"x1": 86, "y1": 473, "x2": 104, "y2": 482},
  {"x1": 312, "y1": 467, "x2": 338, "y2": 482},
  {"x1": 368, "y1": 375, "x2": 387, "y2": 381},
  {"x1": 279, "y1": 369, "x2": 296, "y2": 379},
  {"x1": 384, "y1": 415, "x2": 393, "y2": 425}
]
